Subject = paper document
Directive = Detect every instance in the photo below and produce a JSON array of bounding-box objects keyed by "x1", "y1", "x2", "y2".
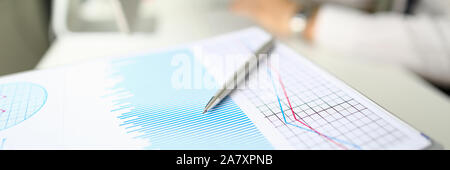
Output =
[
  {"x1": 196, "y1": 28, "x2": 431, "y2": 150},
  {"x1": 0, "y1": 27, "x2": 431, "y2": 149}
]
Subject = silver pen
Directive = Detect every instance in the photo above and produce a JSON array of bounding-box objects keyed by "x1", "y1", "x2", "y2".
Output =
[{"x1": 203, "y1": 38, "x2": 275, "y2": 113}]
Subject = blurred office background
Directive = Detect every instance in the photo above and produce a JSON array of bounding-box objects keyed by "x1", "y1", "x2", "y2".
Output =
[
  {"x1": 0, "y1": 0, "x2": 51, "y2": 75},
  {"x1": 0, "y1": 0, "x2": 448, "y2": 95},
  {"x1": 0, "y1": 0, "x2": 241, "y2": 75}
]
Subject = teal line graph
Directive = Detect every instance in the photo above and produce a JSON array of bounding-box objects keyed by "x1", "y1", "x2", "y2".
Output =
[
  {"x1": 106, "y1": 49, "x2": 273, "y2": 149},
  {"x1": 266, "y1": 65, "x2": 361, "y2": 149},
  {"x1": 0, "y1": 82, "x2": 47, "y2": 131},
  {"x1": 0, "y1": 138, "x2": 5, "y2": 149}
]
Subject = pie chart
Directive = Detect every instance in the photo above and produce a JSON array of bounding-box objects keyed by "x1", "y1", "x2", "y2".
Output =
[{"x1": 0, "y1": 82, "x2": 47, "y2": 131}]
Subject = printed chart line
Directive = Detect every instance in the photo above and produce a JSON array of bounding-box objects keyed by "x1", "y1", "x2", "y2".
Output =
[
  {"x1": 266, "y1": 64, "x2": 361, "y2": 150},
  {"x1": 271, "y1": 65, "x2": 347, "y2": 149},
  {"x1": 0, "y1": 138, "x2": 5, "y2": 150},
  {"x1": 0, "y1": 95, "x2": 5, "y2": 113}
]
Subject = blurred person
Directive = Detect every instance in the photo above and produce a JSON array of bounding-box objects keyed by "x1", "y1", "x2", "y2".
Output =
[{"x1": 231, "y1": 0, "x2": 450, "y2": 91}]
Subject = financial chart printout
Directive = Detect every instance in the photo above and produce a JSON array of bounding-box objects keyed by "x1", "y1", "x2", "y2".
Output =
[
  {"x1": 196, "y1": 28, "x2": 431, "y2": 150},
  {"x1": 0, "y1": 83, "x2": 47, "y2": 131},
  {"x1": 0, "y1": 27, "x2": 431, "y2": 149},
  {"x1": 0, "y1": 41, "x2": 273, "y2": 150}
]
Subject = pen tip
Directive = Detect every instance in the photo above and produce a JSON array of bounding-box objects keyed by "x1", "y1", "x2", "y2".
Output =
[{"x1": 202, "y1": 109, "x2": 207, "y2": 114}]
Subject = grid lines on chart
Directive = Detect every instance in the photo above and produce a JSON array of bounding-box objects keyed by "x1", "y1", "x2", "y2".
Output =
[
  {"x1": 239, "y1": 47, "x2": 409, "y2": 150},
  {"x1": 0, "y1": 83, "x2": 47, "y2": 131}
]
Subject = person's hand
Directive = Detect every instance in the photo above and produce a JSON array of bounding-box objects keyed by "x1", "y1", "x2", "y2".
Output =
[{"x1": 231, "y1": 0, "x2": 300, "y2": 36}]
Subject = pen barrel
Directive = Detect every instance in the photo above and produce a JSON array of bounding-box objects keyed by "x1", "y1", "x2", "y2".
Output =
[
  {"x1": 204, "y1": 38, "x2": 275, "y2": 112},
  {"x1": 222, "y1": 39, "x2": 274, "y2": 91}
]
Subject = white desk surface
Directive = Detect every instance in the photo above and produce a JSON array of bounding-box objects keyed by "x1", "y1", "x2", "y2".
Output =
[{"x1": 37, "y1": 0, "x2": 450, "y2": 149}]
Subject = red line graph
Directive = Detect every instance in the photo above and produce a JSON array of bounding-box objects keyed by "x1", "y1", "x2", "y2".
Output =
[
  {"x1": 270, "y1": 66, "x2": 348, "y2": 150},
  {"x1": 0, "y1": 95, "x2": 5, "y2": 114}
]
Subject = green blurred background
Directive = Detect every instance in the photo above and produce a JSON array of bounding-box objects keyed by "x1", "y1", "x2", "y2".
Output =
[{"x1": 0, "y1": 0, "x2": 51, "y2": 76}]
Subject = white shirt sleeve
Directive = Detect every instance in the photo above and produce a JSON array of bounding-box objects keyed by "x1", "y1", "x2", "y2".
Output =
[{"x1": 314, "y1": 4, "x2": 450, "y2": 86}]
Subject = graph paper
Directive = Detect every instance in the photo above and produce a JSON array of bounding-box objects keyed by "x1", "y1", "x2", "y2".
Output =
[
  {"x1": 198, "y1": 28, "x2": 431, "y2": 150},
  {"x1": 0, "y1": 82, "x2": 47, "y2": 131}
]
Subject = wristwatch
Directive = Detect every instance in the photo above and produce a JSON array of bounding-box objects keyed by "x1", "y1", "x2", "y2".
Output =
[{"x1": 289, "y1": 4, "x2": 318, "y2": 35}]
